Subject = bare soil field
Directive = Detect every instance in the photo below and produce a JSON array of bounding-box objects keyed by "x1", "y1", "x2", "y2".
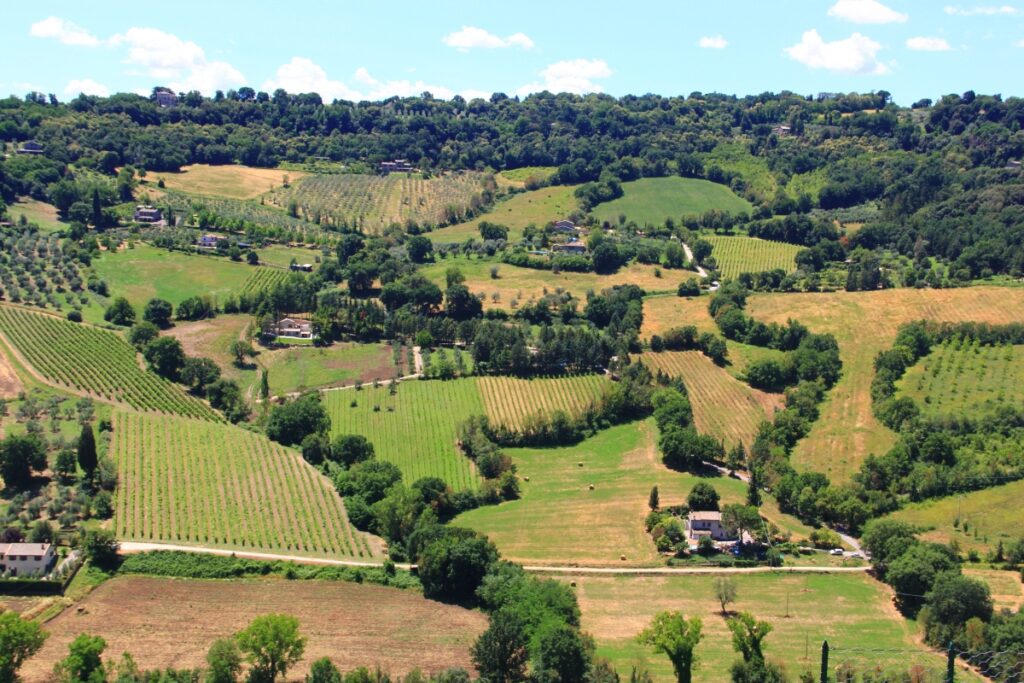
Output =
[
  {"x1": 0, "y1": 343, "x2": 24, "y2": 398},
  {"x1": 23, "y1": 576, "x2": 485, "y2": 681}
]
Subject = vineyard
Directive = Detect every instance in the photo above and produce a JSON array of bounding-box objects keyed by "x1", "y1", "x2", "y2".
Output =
[
  {"x1": 0, "y1": 305, "x2": 218, "y2": 420},
  {"x1": 639, "y1": 351, "x2": 783, "y2": 448},
  {"x1": 896, "y1": 338, "x2": 1024, "y2": 418},
  {"x1": 324, "y1": 379, "x2": 484, "y2": 490},
  {"x1": 160, "y1": 190, "x2": 332, "y2": 245},
  {"x1": 264, "y1": 172, "x2": 490, "y2": 233},
  {"x1": 111, "y1": 411, "x2": 380, "y2": 558},
  {"x1": 476, "y1": 374, "x2": 609, "y2": 430},
  {"x1": 703, "y1": 234, "x2": 802, "y2": 279},
  {"x1": 240, "y1": 267, "x2": 292, "y2": 296}
]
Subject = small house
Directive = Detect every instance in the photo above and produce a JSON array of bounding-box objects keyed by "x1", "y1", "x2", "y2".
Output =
[
  {"x1": 16, "y1": 140, "x2": 44, "y2": 155},
  {"x1": 772, "y1": 124, "x2": 792, "y2": 137},
  {"x1": 133, "y1": 205, "x2": 163, "y2": 224},
  {"x1": 685, "y1": 511, "x2": 732, "y2": 543},
  {"x1": 273, "y1": 317, "x2": 314, "y2": 339},
  {"x1": 552, "y1": 220, "x2": 577, "y2": 234},
  {"x1": 289, "y1": 262, "x2": 313, "y2": 272},
  {"x1": 379, "y1": 159, "x2": 416, "y2": 175},
  {"x1": 154, "y1": 88, "x2": 178, "y2": 107},
  {"x1": 197, "y1": 234, "x2": 220, "y2": 248},
  {"x1": 0, "y1": 543, "x2": 56, "y2": 577}
]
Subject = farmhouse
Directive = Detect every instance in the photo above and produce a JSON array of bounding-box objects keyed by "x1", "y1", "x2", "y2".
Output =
[
  {"x1": 196, "y1": 234, "x2": 220, "y2": 248},
  {"x1": 379, "y1": 159, "x2": 416, "y2": 174},
  {"x1": 0, "y1": 542, "x2": 56, "y2": 577},
  {"x1": 154, "y1": 88, "x2": 178, "y2": 107},
  {"x1": 685, "y1": 511, "x2": 733, "y2": 543},
  {"x1": 290, "y1": 262, "x2": 314, "y2": 272},
  {"x1": 271, "y1": 317, "x2": 314, "y2": 339},
  {"x1": 133, "y1": 205, "x2": 163, "y2": 224},
  {"x1": 552, "y1": 219, "x2": 577, "y2": 234},
  {"x1": 772, "y1": 124, "x2": 792, "y2": 137},
  {"x1": 16, "y1": 140, "x2": 44, "y2": 155}
]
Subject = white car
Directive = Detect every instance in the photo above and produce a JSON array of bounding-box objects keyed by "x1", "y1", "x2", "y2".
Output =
[{"x1": 830, "y1": 548, "x2": 845, "y2": 556}]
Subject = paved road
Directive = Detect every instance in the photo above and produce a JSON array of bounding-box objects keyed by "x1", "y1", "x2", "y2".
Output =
[{"x1": 119, "y1": 541, "x2": 868, "y2": 575}]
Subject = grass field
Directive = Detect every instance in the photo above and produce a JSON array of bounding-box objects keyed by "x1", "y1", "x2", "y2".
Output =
[
  {"x1": 154, "y1": 164, "x2": 304, "y2": 200},
  {"x1": 457, "y1": 421, "x2": 814, "y2": 566},
  {"x1": 422, "y1": 257, "x2": 697, "y2": 310},
  {"x1": 93, "y1": 244, "x2": 257, "y2": 307},
  {"x1": 638, "y1": 351, "x2": 783, "y2": 449},
  {"x1": 111, "y1": 411, "x2": 380, "y2": 558},
  {"x1": 260, "y1": 343, "x2": 397, "y2": 396},
  {"x1": 10, "y1": 197, "x2": 68, "y2": 233},
  {"x1": 0, "y1": 305, "x2": 218, "y2": 420},
  {"x1": 427, "y1": 184, "x2": 581, "y2": 243},
  {"x1": 896, "y1": 339, "x2": 1024, "y2": 418},
  {"x1": 255, "y1": 243, "x2": 324, "y2": 269},
  {"x1": 565, "y1": 572, "x2": 947, "y2": 683},
  {"x1": 22, "y1": 575, "x2": 484, "y2": 681},
  {"x1": 963, "y1": 568, "x2": 1024, "y2": 612},
  {"x1": 889, "y1": 479, "x2": 1024, "y2": 555},
  {"x1": 476, "y1": 374, "x2": 608, "y2": 430},
  {"x1": 265, "y1": 172, "x2": 488, "y2": 233},
  {"x1": 498, "y1": 166, "x2": 558, "y2": 187},
  {"x1": 703, "y1": 234, "x2": 802, "y2": 279},
  {"x1": 744, "y1": 287, "x2": 1024, "y2": 480},
  {"x1": 592, "y1": 177, "x2": 752, "y2": 226},
  {"x1": 324, "y1": 379, "x2": 485, "y2": 491}
]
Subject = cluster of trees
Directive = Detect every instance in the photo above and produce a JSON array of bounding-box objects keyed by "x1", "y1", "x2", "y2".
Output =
[
  {"x1": 648, "y1": 324, "x2": 728, "y2": 366},
  {"x1": 653, "y1": 385, "x2": 723, "y2": 472}
]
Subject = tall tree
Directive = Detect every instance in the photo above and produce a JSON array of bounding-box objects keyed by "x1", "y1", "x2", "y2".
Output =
[
  {"x1": 0, "y1": 611, "x2": 48, "y2": 682},
  {"x1": 637, "y1": 611, "x2": 703, "y2": 683},
  {"x1": 235, "y1": 614, "x2": 306, "y2": 683},
  {"x1": 471, "y1": 609, "x2": 530, "y2": 683},
  {"x1": 648, "y1": 485, "x2": 659, "y2": 511},
  {"x1": 0, "y1": 434, "x2": 47, "y2": 490},
  {"x1": 55, "y1": 633, "x2": 106, "y2": 683},
  {"x1": 727, "y1": 612, "x2": 772, "y2": 663},
  {"x1": 77, "y1": 424, "x2": 98, "y2": 481},
  {"x1": 714, "y1": 577, "x2": 738, "y2": 615}
]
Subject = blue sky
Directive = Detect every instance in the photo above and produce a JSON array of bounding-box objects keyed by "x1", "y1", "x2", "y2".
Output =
[{"x1": 3, "y1": 0, "x2": 1023, "y2": 104}]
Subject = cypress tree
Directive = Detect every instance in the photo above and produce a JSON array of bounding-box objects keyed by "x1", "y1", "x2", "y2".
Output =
[
  {"x1": 260, "y1": 370, "x2": 270, "y2": 400},
  {"x1": 77, "y1": 424, "x2": 98, "y2": 481},
  {"x1": 746, "y1": 467, "x2": 762, "y2": 507},
  {"x1": 91, "y1": 189, "x2": 102, "y2": 228},
  {"x1": 648, "y1": 485, "x2": 659, "y2": 511}
]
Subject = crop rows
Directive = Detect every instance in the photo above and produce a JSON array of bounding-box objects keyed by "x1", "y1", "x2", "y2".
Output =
[
  {"x1": 0, "y1": 305, "x2": 217, "y2": 420},
  {"x1": 161, "y1": 190, "x2": 331, "y2": 245},
  {"x1": 704, "y1": 235, "x2": 802, "y2": 279},
  {"x1": 240, "y1": 267, "x2": 291, "y2": 296},
  {"x1": 324, "y1": 379, "x2": 484, "y2": 491},
  {"x1": 266, "y1": 172, "x2": 488, "y2": 233},
  {"x1": 476, "y1": 375, "x2": 609, "y2": 430},
  {"x1": 111, "y1": 411, "x2": 379, "y2": 559},
  {"x1": 640, "y1": 351, "x2": 783, "y2": 448},
  {"x1": 897, "y1": 338, "x2": 1024, "y2": 418}
]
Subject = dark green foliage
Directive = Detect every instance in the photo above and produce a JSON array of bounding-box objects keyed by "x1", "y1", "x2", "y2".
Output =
[
  {"x1": 56, "y1": 633, "x2": 106, "y2": 683},
  {"x1": 265, "y1": 394, "x2": 330, "y2": 446},
  {"x1": 143, "y1": 336, "x2": 187, "y2": 380},
  {"x1": 180, "y1": 357, "x2": 221, "y2": 394},
  {"x1": 80, "y1": 528, "x2": 119, "y2": 569},
  {"x1": 127, "y1": 322, "x2": 160, "y2": 349},
  {"x1": 104, "y1": 297, "x2": 136, "y2": 326},
  {"x1": 686, "y1": 482, "x2": 720, "y2": 511},
  {"x1": 471, "y1": 609, "x2": 530, "y2": 683},
  {"x1": 0, "y1": 434, "x2": 47, "y2": 489},
  {"x1": 143, "y1": 298, "x2": 173, "y2": 328},
  {"x1": 417, "y1": 527, "x2": 498, "y2": 602}
]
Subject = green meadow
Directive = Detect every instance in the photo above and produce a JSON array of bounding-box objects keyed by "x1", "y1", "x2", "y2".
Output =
[{"x1": 592, "y1": 177, "x2": 752, "y2": 226}]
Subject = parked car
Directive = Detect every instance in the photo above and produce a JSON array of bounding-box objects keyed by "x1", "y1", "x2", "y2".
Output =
[{"x1": 830, "y1": 548, "x2": 845, "y2": 556}]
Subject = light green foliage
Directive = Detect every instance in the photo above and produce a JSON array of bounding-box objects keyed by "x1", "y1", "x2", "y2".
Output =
[
  {"x1": 0, "y1": 611, "x2": 47, "y2": 682},
  {"x1": 235, "y1": 614, "x2": 306, "y2": 683},
  {"x1": 637, "y1": 611, "x2": 704, "y2": 683}
]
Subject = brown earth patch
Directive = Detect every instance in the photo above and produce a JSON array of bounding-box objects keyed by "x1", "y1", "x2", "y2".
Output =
[
  {"x1": 24, "y1": 576, "x2": 485, "y2": 681},
  {"x1": 0, "y1": 342, "x2": 24, "y2": 398}
]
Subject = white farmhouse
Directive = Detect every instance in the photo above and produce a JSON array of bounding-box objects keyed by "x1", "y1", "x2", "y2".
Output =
[{"x1": 0, "y1": 543, "x2": 56, "y2": 577}]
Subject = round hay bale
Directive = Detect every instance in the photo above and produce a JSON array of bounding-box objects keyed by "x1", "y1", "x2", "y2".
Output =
[
  {"x1": 620, "y1": 554, "x2": 627, "y2": 561},
  {"x1": 588, "y1": 484, "x2": 595, "y2": 490},
  {"x1": 578, "y1": 461, "x2": 584, "y2": 467},
  {"x1": 570, "y1": 581, "x2": 577, "y2": 588},
  {"x1": 523, "y1": 476, "x2": 530, "y2": 482}
]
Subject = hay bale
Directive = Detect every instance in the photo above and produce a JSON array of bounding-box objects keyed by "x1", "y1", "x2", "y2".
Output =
[
  {"x1": 588, "y1": 484, "x2": 594, "y2": 490},
  {"x1": 523, "y1": 476, "x2": 530, "y2": 482},
  {"x1": 578, "y1": 461, "x2": 584, "y2": 467}
]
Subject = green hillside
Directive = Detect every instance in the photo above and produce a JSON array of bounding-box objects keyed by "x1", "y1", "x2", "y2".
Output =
[{"x1": 592, "y1": 177, "x2": 752, "y2": 226}]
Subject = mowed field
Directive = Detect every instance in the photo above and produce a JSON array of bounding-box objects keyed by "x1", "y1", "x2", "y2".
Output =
[
  {"x1": 260, "y1": 343, "x2": 397, "y2": 396},
  {"x1": 896, "y1": 340, "x2": 1024, "y2": 418},
  {"x1": 964, "y1": 568, "x2": 1024, "y2": 612},
  {"x1": 566, "y1": 572, "x2": 943, "y2": 683},
  {"x1": 10, "y1": 197, "x2": 68, "y2": 233},
  {"x1": 427, "y1": 184, "x2": 581, "y2": 243},
  {"x1": 457, "y1": 421, "x2": 814, "y2": 566},
  {"x1": 154, "y1": 164, "x2": 303, "y2": 200},
  {"x1": 592, "y1": 177, "x2": 752, "y2": 226},
  {"x1": 889, "y1": 479, "x2": 1024, "y2": 555},
  {"x1": 422, "y1": 257, "x2": 697, "y2": 310},
  {"x1": 745, "y1": 287, "x2": 1024, "y2": 480},
  {"x1": 22, "y1": 576, "x2": 485, "y2": 682},
  {"x1": 638, "y1": 351, "x2": 783, "y2": 449},
  {"x1": 703, "y1": 234, "x2": 802, "y2": 279},
  {"x1": 92, "y1": 244, "x2": 261, "y2": 307},
  {"x1": 0, "y1": 305, "x2": 218, "y2": 420},
  {"x1": 111, "y1": 411, "x2": 382, "y2": 559},
  {"x1": 265, "y1": 172, "x2": 487, "y2": 233}
]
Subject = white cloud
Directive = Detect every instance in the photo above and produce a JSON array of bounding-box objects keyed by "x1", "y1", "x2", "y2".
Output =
[
  {"x1": 442, "y1": 26, "x2": 534, "y2": 51},
  {"x1": 906, "y1": 36, "x2": 953, "y2": 51},
  {"x1": 517, "y1": 59, "x2": 612, "y2": 96},
  {"x1": 828, "y1": 0, "x2": 909, "y2": 23},
  {"x1": 944, "y1": 5, "x2": 1019, "y2": 15},
  {"x1": 698, "y1": 35, "x2": 728, "y2": 49},
  {"x1": 263, "y1": 58, "x2": 472, "y2": 101},
  {"x1": 785, "y1": 29, "x2": 890, "y2": 75},
  {"x1": 1015, "y1": 38, "x2": 1024, "y2": 46},
  {"x1": 29, "y1": 16, "x2": 101, "y2": 47},
  {"x1": 64, "y1": 78, "x2": 109, "y2": 96},
  {"x1": 109, "y1": 27, "x2": 245, "y2": 93}
]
